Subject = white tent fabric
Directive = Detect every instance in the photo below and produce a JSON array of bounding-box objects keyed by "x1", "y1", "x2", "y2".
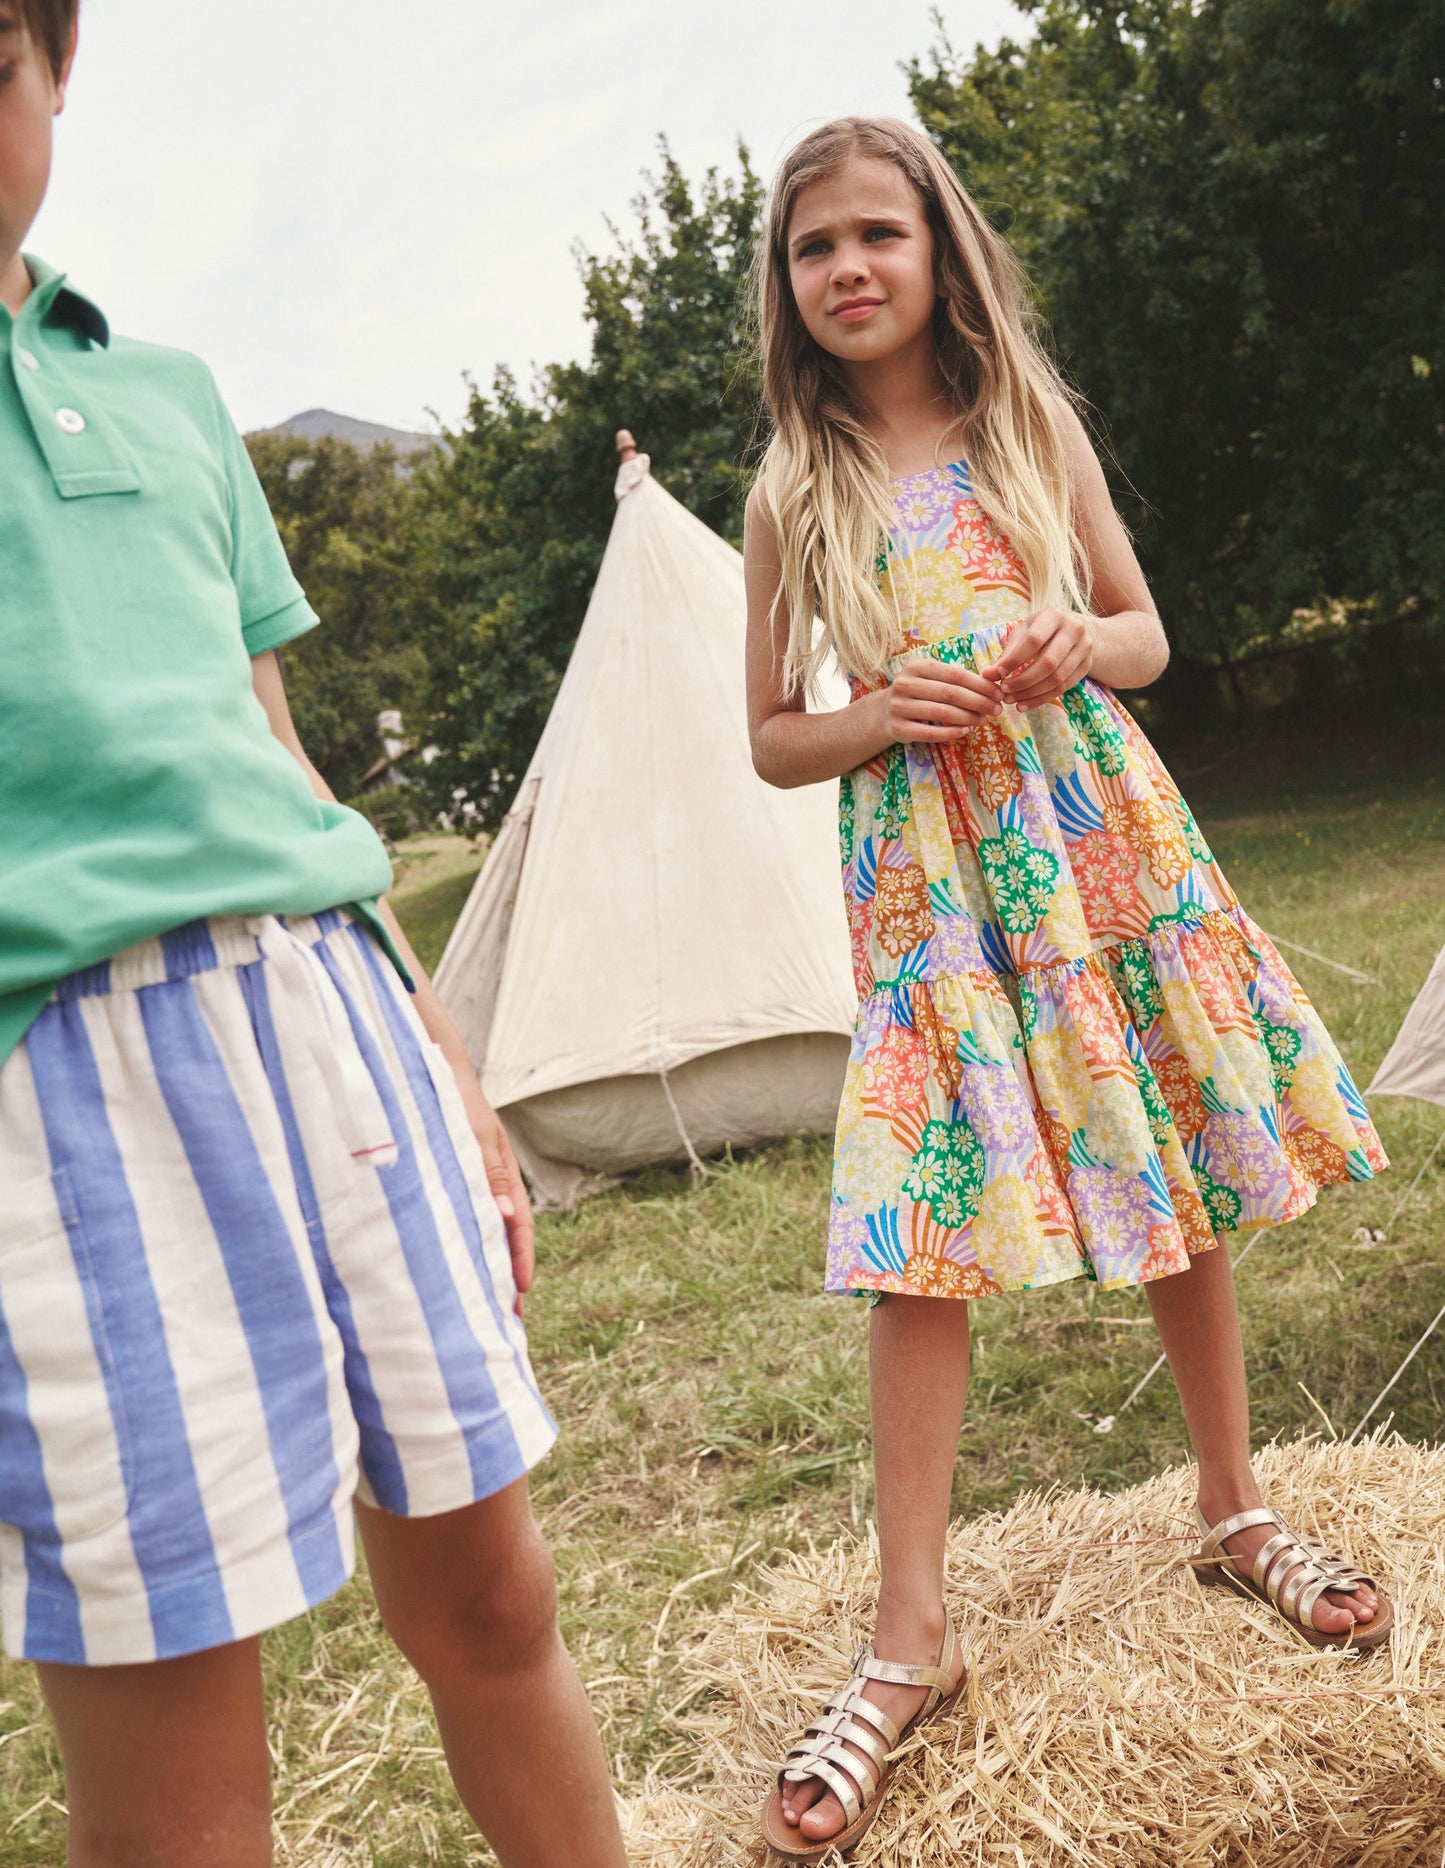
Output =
[
  {"x1": 1368, "y1": 943, "x2": 1445, "y2": 1108},
  {"x1": 434, "y1": 451, "x2": 858, "y2": 1208}
]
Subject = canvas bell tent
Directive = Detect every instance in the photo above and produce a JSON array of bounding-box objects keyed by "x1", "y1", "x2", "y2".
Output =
[
  {"x1": 433, "y1": 436, "x2": 857, "y2": 1208},
  {"x1": 1369, "y1": 943, "x2": 1445, "y2": 1108}
]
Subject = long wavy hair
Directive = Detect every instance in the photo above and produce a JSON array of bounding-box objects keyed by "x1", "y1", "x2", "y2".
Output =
[{"x1": 754, "y1": 117, "x2": 1089, "y2": 691}]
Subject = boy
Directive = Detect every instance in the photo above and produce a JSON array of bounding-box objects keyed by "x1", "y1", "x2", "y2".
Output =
[{"x1": 0, "y1": 6, "x2": 629, "y2": 1863}]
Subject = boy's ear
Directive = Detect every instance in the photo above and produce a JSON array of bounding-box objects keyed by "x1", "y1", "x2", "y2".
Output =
[{"x1": 54, "y1": 17, "x2": 78, "y2": 111}]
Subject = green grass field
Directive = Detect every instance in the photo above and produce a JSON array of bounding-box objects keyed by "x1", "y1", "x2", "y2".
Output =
[{"x1": 1, "y1": 711, "x2": 1441, "y2": 1864}]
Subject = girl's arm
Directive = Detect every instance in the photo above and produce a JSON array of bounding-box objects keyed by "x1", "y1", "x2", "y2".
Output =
[
  {"x1": 249, "y1": 649, "x2": 535, "y2": 1306},
  {"x1": 979, "y1": 403, "x2": 1170, "y2": 707},
  {"x1": 744, "y1": 485, "x2": 1005, "y2": 790}
]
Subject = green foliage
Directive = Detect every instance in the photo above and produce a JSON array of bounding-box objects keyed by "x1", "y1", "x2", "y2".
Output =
[
  {"x1": 909, "y1": 0, "x2": 1445, "y2": 671},
  {"x1": 246, "y1": 434, "x2": 429, "y2": 798},
  {"x1": 405, "y1": 145, "x2": 763, "y2": 830},
  {"x1": 250, "y1": 17, "x2": 1442, "y2": 813},
  {"x1": 343, "y1": 786, "x2": 424, "y2": 845}
]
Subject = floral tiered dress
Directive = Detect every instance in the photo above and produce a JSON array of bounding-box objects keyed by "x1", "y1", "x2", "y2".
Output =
[{"x1": 827, "y1": 460, "x2": 1387, "y2": 1301}]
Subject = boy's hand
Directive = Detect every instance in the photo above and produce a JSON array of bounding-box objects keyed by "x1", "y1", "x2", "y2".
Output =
[
  {"x1": 980, "y1": 609, "x2": 1094, "y2": 709},
  {"x1": 882, "y1": 657, "x2": 1003, "y2": 742},
  {"x1": 448, "y1": 1059, "x2": 536, "y2": 1316}
]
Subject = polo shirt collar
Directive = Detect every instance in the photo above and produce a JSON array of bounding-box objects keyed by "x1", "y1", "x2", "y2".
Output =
[{"x1": 18, "y1": 254, "x2": 110, "y2": 348}]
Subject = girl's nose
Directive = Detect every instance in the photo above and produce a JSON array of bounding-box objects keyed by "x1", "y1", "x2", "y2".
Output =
[{"x1": 831, "y1": 246, "x2": 870, "y2": 288}]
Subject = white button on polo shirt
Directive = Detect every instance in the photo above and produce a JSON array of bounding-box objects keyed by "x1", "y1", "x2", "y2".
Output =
[
  {"x1": 54, "y1": 407, "x2": 86, "y2": 434},
  {"x1": 16, "y1": 347, "x2": 39, "y2": 372}
]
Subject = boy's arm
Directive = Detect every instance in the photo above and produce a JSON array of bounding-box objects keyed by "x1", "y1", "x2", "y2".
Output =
[{"x1": 249, "y1": 650, "x2": 535, "y2": 1307}]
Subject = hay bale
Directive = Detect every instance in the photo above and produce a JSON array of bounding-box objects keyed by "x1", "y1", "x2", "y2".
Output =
[{"x1": 623, "y1": 1434, "x2": 1445, "y2": 1866}]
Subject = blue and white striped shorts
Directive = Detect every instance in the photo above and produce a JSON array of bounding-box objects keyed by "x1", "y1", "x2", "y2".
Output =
[{"x1": 0, "y1": 910, "x2": 557, "y2": 1666}]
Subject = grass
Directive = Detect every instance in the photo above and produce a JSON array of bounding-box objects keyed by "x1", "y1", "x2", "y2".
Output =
[
  {"x1": 385, "y1": 833, "x2": 487, "y2": 973},
  {"x1": 1, "y1": 705, "x2": 1442, "y2": 1863}
]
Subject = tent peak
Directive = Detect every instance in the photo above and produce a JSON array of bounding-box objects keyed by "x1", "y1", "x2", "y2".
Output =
[{"x1": 614, "y1": 429, "x2": 651, "y2": 501}]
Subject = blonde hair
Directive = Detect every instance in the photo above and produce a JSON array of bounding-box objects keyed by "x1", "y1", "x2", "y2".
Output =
[{"x1": 754, "y1": 117, "x2": 1089, "y2": 691}]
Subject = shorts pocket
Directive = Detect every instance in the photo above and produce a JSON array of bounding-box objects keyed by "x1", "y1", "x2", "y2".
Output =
[{"x1": 0, "y1": 1170, "x2": 135, "y2": 1542}]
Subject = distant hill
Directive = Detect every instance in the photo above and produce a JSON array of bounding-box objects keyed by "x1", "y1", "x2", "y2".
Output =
[{"x1": 252, "y1": 408, "x2": 439, "y2": 455}]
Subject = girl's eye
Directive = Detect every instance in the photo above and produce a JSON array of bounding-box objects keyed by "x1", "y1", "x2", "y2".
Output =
[
  {"x1": 797, "y1": 241, "x2": 829, "y2": 260},
  {"x1": 865, "y1": 226, "x2": 903, "y2": 243}
]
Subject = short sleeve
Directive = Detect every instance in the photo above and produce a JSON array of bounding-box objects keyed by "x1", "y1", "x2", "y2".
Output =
[{"x1": 206, "y1": 372, "x2": 320, "y2": 656}]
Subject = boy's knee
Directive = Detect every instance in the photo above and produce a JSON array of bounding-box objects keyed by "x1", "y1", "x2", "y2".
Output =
[{"x1": 389, "y1": 1528, "x2": 560, "y2": 1687}]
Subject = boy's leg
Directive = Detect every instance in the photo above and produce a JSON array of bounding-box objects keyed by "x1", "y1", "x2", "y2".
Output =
[
  {"x1": 37, "y1": 1640, "x2": 271, "y2": 1868},
  {"x1": 1144, "y1": 1240, "x2": 1376, "y2": 1632},
  {"x1": 780, "y1": 1292, "x2": 971, "y2": 1843},
  {"x1": 358, "y1": 1479, "x2": 628, "y2": 1868}
]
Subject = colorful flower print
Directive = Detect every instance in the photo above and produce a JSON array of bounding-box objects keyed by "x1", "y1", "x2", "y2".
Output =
[
  {"x1": 1070, "y1": 830, "x2": 1143, "y2": 934},
  {"x1": 1062, "y1": 684, "x2": 1128, "y2": 776},
  {"x1": 881, "y1": 546, "x2": 975, "y2": 639},
  {"x1": 962, "y1": 717, "x2": 1025, "y2": 810},
  {"x1": 1069, "y1": 1167, "x2": 1156, "y2": 1278},
  {"x1": 946, "y1": 500, "x2": 1029, "y2": 595},
  {"x1": 862, "y1": 1024, "x2": 931, "y2": 1119},
  {"x1": 1102, "y1": 800, "x2": 1194, "y2": 889},
  {"x1": 977, "y1": 827, "x2": 1060, "y2": 933},
  {"x1": 874, "y1": 861, "x2": 933, "y2": 959},
  {"x1": 1154, "y1": 1053, "x2": 1208, "y2": 1142},
  {"x1": 824, "y1": 460, "x2": 1387, "y2": 1304},
  {"x1": 958, "y1": 1060, "x2": 1036, "y2": 1154},
  {"x1": 901, "y1": 1116, "x2": 987, "y2": 1228},
  {"x1": 973, "y1": 1174, "x2": 1048, "y2": 1285},
  {"x1": 893, "y1": 475, "x2": 956, "y2": 529}
]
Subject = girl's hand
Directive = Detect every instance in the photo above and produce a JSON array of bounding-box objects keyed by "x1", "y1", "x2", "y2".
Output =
[
  {"x1": 882, "y1": 657, "x2": 1003, "y2": 743},
  {"x1": 449, "y1": 1058, "x2": 536, "y2": 1317},
  {"x1": 980, "y1": 609, "x2": 1094, "y2": 709}
]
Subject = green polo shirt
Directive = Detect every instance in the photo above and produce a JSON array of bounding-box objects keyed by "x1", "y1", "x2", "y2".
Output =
[{"x1": 0, "y1": 257, "x2": 405, "y2": 1068}]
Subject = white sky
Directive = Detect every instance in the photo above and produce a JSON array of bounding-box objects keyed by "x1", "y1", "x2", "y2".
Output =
[{"x1": 30, "y1": 0, "x2": 1025, "y2": 434}]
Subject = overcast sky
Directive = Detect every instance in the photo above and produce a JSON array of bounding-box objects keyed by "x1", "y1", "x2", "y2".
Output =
[{"x1": 30, "y1": 0, "x2": 1026, "y2": 434}]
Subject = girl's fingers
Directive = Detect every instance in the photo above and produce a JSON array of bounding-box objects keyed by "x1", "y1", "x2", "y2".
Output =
[
  {"x1": 1006, "y1": 648, "x2": 1093, "y2": 705},
  {"x1": 895, "y1": 693, "x2": 1000, "y2": 725},
  {"x1": 980, "y1": 614, "x2": 1056, "y2": 677},
  {"x1": 899, "y1": 661, "x2": 1000, "y2": 698},
  {"x1": 892, "y1": 718, "x2": 974, "y2": 741}
]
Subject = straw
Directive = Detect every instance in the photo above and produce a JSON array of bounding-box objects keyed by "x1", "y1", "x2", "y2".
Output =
[{"x1": 620, "y1": 1433, "x2": 1445, "y2": 1867}]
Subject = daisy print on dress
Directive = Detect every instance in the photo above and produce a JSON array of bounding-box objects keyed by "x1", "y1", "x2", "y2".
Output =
[{"x1": 826, "y1": 461, "x2": 1387, "y2": 1302}]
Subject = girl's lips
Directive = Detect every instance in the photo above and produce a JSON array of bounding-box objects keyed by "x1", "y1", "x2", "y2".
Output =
[{"x1": 833, "y1": 300, "x2": 883, "y2": 323}]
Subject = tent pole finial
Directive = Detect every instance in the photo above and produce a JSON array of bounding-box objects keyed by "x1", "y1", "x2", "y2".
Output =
[{"x1": 615, "y1": 428, "x2": 638, "y2": 462}]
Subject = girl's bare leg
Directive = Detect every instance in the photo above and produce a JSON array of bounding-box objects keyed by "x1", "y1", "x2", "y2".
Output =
[
  {"x1": 781, "y1": 1293, "x2": 970, "y2": 1844},
  {"x1": 358, "y1": 1478, "x2": 628, "y2": 1868},
  {"x1": 1144, "y1": 1240, "x2": 1376, "y2": 1632},
  {"x1": 38, "y1": 1640, "x2": 272, "y2": 1868}
]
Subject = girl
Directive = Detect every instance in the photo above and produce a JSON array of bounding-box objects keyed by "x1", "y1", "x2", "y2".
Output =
[{"x1": 744, "y1": 117, "x2": 1393, "y2": 1861}]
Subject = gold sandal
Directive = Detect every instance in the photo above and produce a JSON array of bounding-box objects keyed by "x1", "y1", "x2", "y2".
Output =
[
  {"x1": 1191, "y1": 1505, "x2": 1394, "y2": 1652},
  {"x1": 759, "y1": 1616, "x2": 966, "y2": 1862}
]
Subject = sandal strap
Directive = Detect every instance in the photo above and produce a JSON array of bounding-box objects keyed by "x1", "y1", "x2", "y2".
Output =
[
  {"x1": 1297, "y1": 1538, "x2": 1378, "y2": 1592},
  {"x1": 1195, "y1": 1505, "x2": 1283, "y2": 1559},
  {"x1": 1252, "y1": 1528, "x2": 1303, "y2": 1595},
  {"x1": 1204, "y1": 1506, "x2": 1379, "y2": 1634},
  {"x1": 790, "y1": 1753, "x2": 867, "y2": 1829},
  {"x1": 786, "y1": 1720, "x2": 891, "y2": 1779},
  {"x1": 773, "y1": 1614, "x2": 965, "y2": 1821},
  {"x1": 856, "y1": 1651, "x2": 955, "y2": 1695},
  {"x1": 789, "y1": 1694, "x2": 899, "y2": 1757}
]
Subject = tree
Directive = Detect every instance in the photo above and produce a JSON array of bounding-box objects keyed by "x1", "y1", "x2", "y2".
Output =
[
  {"x1": 245, "y1": 434, "x2": 428, "y2": 799},
  {"x1": 406, "y1": 145, "x2": 763, "y2": 830},
  {"x1": 910, "y1": 0, "x2": 1445, "y2": 676}
]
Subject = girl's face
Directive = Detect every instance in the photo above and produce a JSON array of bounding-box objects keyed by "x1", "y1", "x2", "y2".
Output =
[{"x1": 785, "y1": 155, "x2": 938, "y2": 369}]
